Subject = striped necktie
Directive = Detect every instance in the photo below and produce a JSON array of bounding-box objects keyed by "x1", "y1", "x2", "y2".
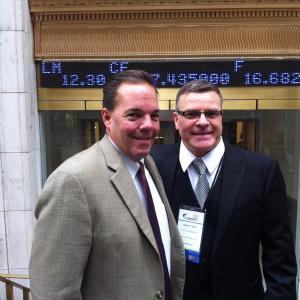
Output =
[{"x1": 192, "y1": 158, "x2": 210, "y2": 209}]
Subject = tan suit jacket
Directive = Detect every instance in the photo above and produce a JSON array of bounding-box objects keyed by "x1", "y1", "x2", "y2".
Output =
[{"x1": 30, "y1": 135, "x2": 185, "y2": 300}]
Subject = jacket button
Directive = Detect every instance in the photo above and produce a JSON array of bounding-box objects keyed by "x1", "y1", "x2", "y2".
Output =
[{"x1": 155, "y1": 290, "x2": 164, "y2": 299}]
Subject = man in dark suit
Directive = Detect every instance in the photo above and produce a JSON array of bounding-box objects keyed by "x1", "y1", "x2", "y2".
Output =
[{"x1": 151, "y1": 79, "x2": 297, "y2": 300}]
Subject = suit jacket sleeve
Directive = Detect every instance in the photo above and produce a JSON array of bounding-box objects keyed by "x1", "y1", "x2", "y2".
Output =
[
  {"x1": 261, "y1": 159, "x2": 297, "y2": 300},
  {"x1": 30, "y1": 168, "x2": 92, "y2": 300}
]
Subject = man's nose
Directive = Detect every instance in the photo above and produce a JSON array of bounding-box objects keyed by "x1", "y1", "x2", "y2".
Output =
[
  {"x1": 140, "y1": 115, "x2": 154, "y2": 129},
  {"x1": 195, "y1": 113, "x2": 209, "y2": 125}
]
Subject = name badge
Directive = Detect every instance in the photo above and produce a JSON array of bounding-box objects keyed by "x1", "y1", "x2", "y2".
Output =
[{"x1": 177, "y1": 206, "x2": 205, "y2": 263}]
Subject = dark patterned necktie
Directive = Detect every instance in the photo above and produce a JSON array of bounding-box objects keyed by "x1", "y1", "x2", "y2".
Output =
[
  {"x1": 137, "y1": 162, "x2": 172, "y2": 300},
  {"x1": 192, "y1": 158, "x2": 210, "y2": 209}
]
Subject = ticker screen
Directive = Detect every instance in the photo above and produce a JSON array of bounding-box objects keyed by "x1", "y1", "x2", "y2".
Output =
[{"x1": 39, "y1": 59, "x2": 300, "y2": 88}]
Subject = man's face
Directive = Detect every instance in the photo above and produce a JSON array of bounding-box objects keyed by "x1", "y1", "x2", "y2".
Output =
[
  {"x1": 102, "y1": 82, "x2": 160, "y2": 161},
  {"x1": 174, "y1": 91, "x2": 223, "y2": 157}
]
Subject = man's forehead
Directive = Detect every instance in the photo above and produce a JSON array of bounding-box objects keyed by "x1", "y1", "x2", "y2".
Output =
[
  {"x1": 117, "y1": 82, "x2": 156, "y2": 92},
  {"x1": 179, "y1": 91, "x2": 221, "y2": 104}
]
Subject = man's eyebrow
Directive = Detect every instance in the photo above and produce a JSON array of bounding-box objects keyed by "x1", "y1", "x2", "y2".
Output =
[
  {"x1": 125, "y1": 109, "x2": 160, "y2": 114},
  {"x1": 124, "y1": 108, "x2": 143, "y2": 113},
  {"x1": 123, "y1": 109, "x2": 144, "y2": 117},
  {"x1": 151, "y1": 109, "x2": 160, "y2": 113}
]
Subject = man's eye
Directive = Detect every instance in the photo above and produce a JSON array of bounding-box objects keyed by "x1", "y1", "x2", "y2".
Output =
[
  {"x1": 151, "y1": 113, "x2": 160, "y2": 120},
  {"x1": 125, "y1": 113, "x2": 141, "y2": 120},
  {"x1": 185, "y1": 112, "x2": 199, "y2": 119},
  {"x1": 205, "y1": 111, "x2": 221, "y2": 118},
  {"x1": 205, "y1": 111, "x2": 218, "y2": 118}
]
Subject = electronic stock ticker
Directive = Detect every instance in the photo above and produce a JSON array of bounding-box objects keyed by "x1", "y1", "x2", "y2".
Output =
[{"x1": 40, "y1": 60, "x2": 300, "y2": 88}]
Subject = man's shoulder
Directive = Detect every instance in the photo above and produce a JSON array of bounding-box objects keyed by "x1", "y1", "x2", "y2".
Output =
[
  {"x1": 150, "y1": 144, "x2": 180, "y2": 177},
  {"x1": 225, "y1": 143, "x2": 276, "y2": 169},
  {"x1": 50, "y1": 141, "x2": 104, "y2": 177},
  {"x1": 151, "y1": 143, "x2": 180, "y2": 161}
]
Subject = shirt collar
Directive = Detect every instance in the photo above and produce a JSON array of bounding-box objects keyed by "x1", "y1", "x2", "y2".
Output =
[
  {"x1": 107, "y1": 135, "x2": 143, "y2": 178},
  {"x1": 179, "y1": 137, "x2": 225, "y2": 174}
]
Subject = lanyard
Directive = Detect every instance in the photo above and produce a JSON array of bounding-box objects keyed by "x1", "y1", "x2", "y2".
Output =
[{"x1": 210, "y1": 154, "x2": 224, "y2": 190}]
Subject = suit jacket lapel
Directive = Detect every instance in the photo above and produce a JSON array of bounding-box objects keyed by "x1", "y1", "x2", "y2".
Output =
[
  {"x1": 145, "y1": 155, "x2": 182, "y2": 248},
  {"x1": 213, "y1": 145, "x2": 246, "y2": 258},
  {"x1": 145, "y1": 154, "x2": 186, "y2": 285},
  {"x1": 144, "y1": 156, "x2": 165, "y2": 205},
  {"x1": 158, "y1": 145, "x2": 181, "y2": 201},
  {"x1": 99, "y1": 135, "x2": 158, "y2": 252}
]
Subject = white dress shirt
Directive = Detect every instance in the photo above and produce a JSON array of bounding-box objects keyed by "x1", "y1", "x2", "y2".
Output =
[{"x1": 179, "y1": 137, "x2": 225, "y2": 190}]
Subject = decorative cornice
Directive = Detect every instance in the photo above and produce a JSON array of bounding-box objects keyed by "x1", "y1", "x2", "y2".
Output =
[
  {"x1": 34, "y1": 23, "x2": 300, "y2": 60},
  {"x1": 29, "y1": 0, "x2": 300, "y2": 13},
  {"x1": 31, "y1": 9, "x2": 300, "y2": 22},
  {"x1": 28, "y1": 0, "x2": 300, "y2": 7},
  {"x1": 29, "y1": 0, "x2": 300, "y2": 22},
  {"x1": 28, "y1": 0, "x2": 300, "y2": 59}
]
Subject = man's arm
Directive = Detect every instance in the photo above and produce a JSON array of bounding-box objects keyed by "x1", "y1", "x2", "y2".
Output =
[
  {"x1": 30, "y1": 169, "x2": 92, "y2": 300},
  {"x1": 261, "y1": 160, "x2": 297, "y2": 300}
]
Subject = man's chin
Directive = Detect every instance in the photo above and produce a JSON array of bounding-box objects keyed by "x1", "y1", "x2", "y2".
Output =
[
  {"x1": 134, "y1": 139, "x2": 153, "y2": 148},
  {"x1": 189, "y1": 141, "x2": 215, "y2": 156},
  {"x1": 131, "y1": 150, "x2": 151, "y2": 161}
]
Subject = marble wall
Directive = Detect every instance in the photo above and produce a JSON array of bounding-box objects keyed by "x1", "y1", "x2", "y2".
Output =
[{"x1": 0, "y1": 0, "x2": 41, "y2": 298}]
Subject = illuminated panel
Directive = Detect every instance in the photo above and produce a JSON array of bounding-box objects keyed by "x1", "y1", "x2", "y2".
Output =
[{"x1": 39, "y1": 60, "x2": 300, "y2": 88}]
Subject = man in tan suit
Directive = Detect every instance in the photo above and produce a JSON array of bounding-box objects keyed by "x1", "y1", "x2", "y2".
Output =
[{"x1": 30, "y1": 70, "x2": 185, "y2": 300}]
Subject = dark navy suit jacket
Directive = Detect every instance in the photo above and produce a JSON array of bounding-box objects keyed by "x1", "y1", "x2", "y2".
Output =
[{"x1": 151, "y1": 143, "x2": 297, "y2": 300}]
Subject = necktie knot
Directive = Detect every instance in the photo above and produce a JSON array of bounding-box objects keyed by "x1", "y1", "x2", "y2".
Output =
[
  {"x1": 192, "y1": 158, "x2": 207, "y2": 176},
  {"x1": 137, "y1": 162, "x2": 147, "y2": 190},
  {"x1": 138, "y1": 161, "x2": 145, "y2": 172}
]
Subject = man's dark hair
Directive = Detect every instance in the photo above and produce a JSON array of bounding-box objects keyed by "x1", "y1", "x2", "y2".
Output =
[
  {"x1": 176, "y1": 79, "x2": 223, "y2": 109},
  {"x1": 103, "y1": 69, "x2": 157, "y2": 111}
]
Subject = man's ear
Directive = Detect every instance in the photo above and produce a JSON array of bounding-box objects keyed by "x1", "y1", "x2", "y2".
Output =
[
  {"x1": 173, "y1": 111, "x2": 179, "y2": 130},
  {"x1": 102, "y1": 108, "x2": 111, "y2": 131}
]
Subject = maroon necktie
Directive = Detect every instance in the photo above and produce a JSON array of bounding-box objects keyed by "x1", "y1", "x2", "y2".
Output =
[{"x1": 137, "y1": 162, "x2": 172, "y2": 300}]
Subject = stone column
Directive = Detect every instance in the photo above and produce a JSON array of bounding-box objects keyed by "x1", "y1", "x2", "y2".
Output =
[{"x1": 0, "y1": 0, "x2": 41, "y2": 297}]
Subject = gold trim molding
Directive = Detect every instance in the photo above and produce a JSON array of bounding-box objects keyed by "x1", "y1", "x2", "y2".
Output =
[
  {"x1": 31, "y1": 10, "x2": 300, "y2": 22},
  {"x1": 38, "y1": 98, "x2": 300, "y2": 111},
  {"x1": 29, "y1": 0, "x2": 300, "y2": 12},
  {"x1": 29, "y1": 0, "x2": 300, "y2": 59},
  {"x1": 258, "y1": 99, "x2": 300, "y2": 109},
  {"x1": 38, "y1": 87, "x2": 300, "y2": 101}
]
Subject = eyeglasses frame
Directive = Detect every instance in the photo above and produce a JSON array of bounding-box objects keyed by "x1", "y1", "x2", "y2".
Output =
[{"x1": 176, "y1": 110, "x2": 223, "y2": 120}]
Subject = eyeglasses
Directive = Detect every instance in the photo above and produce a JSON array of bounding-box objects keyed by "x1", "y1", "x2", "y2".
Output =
[{"x1": 177, "y1": 110, "x2": 223, "y2": 120}]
